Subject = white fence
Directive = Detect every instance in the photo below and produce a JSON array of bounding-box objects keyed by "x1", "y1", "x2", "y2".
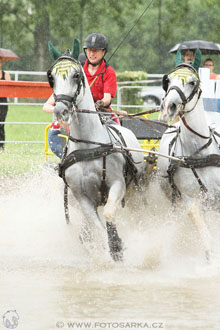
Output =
[
  {"x1": 0, "y1": 71, "x2": 163, "y2": 145},
  {"x1": 4, "y1": 69, "x2": 219, "y2": 145}
]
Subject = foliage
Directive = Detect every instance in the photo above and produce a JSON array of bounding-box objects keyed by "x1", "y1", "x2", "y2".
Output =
[
  {"x1": 116, "y1": 71, "x2": 147, "y2": 112},
  {"x1": 117, "y1": 71, "x2": 147, "y2": 82},
  {"x1": 0, "y1": 0, "x2": 220, "y2": 74}
]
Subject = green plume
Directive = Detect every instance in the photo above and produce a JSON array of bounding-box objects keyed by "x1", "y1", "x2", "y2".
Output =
[
  {"x1": 70, "y1": 38, "x2": 80, "y2": 60},
  {"x1": 48, "y1": 41, "x2": 62, "y2": 60},
  {"x1": 192, "y1": 48, "x2": 202, "y2": 71},
  {"x1": 175, "y1": 49, "x2": 183, "y2": 66}
]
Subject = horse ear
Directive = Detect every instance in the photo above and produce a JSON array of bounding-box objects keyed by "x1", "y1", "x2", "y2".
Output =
[
  {"x1": 175, "y1": 49, "x2": 183, "y2": 66},
  {"x1": 48, "y1": 41, "x2": 62, "y2": 60},
  {"x1": 70, "y1": 38, "x2": 80, "y2": 60},
  {"x1": 192, "y1": 48, "x2": 202, "y2": 71}
]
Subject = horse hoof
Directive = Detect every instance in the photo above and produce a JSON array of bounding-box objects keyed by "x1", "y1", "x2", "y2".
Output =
[
  {"x1": 79, "y1": 225, "x2": 93, "y2": 244},
  {"x1": 106, "y1": 221, "x2": 123, "y2": 262},
  {"x1": 111, "y1": 250, "x2": 123, "y2": 262}
]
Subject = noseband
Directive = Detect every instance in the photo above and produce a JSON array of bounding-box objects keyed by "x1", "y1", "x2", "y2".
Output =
[{"x1": 47, "y1": 56, "x2": 85, "y2": 109}]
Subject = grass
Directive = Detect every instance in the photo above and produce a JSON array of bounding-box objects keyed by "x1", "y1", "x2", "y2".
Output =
[
  {"x1": 1, "y1": 104, "x2": 160, "y2": 177},
  {"x1": 1, "y1": 104, "x2": 55, "y2": 177}
]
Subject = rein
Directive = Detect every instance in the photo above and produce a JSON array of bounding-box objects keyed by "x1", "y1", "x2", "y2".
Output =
[{"x1": 179, "y1": 111, "x2": 210, "y2": 139}]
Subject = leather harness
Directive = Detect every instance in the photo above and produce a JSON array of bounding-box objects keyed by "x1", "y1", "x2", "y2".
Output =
[{"x1": 163, "y1": 65, "x2": 220, "y2": 203}]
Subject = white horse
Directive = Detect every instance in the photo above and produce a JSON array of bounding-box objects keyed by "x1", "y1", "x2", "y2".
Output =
[
  {"x1": 47, "y1": 54, "x2": 147, "y2": 261},
  {"x1": 157, "y1": 63, "x2": 220, "y2": 261}
]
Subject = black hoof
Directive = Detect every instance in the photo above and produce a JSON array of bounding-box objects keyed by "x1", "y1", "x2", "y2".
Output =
[{"x1": 106, "y1": 221, "x2": 123, "y2": 262}]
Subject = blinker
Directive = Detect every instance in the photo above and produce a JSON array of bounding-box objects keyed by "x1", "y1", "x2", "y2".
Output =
[{"x1": 162, "y1": 74, "x2": 169, "y2": 92}]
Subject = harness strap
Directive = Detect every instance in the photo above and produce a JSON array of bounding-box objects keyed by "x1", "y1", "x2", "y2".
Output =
[
  {"x1": 167, "y1": 163, "x2": 181, "y2": 203},
  {"x1": 183, "y1": 153, "x2": 220, "y2": 168},
  {"x1": 190, "y1": 167, "x2": 208, "y2": 193},
  {"x1": 169, "y1": 86, "x2": 187, "y2": 105},
  {"x1": 69, "y1": 135, "x2": 112, "y2": 147},
  {"x1": 64, "y1": 184, "x2": 70, "y2": 224},
  {"x1": 100, "y1": 153, "x2": 108, "y2": 205},
  {"x1": 58, "y1": 144, "x2": 116, "y2": 179},
  {"x1": 108, "y1": 125, "x2": 139, "y2": 186},
  {"x1": 166, "y1": 127, "x2": 217, "y2": 201},
  {"x1": 55, "y1": 94, "x2": 75, "y2": 103},
  {"x1": 167, "y1": 153, "x2": 220, "y2": 202},
  {"x1": 168, "y1": 130, "x2": 179, "y2": 156}
]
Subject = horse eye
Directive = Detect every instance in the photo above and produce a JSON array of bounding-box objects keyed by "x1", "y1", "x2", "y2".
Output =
[
  {"x1": 189, "y1": 81, "x2": 195, "y2": 86},
  {"x1": 73, "y1": 72, "x2": 79, "y2": 79}
]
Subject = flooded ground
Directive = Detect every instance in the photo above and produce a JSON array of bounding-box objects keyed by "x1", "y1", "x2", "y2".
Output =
[{"x1": 1, "y1": 167, "x2": 220, "y2": 330}]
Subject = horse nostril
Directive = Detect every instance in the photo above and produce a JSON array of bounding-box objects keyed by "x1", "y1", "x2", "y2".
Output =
[
  {"x1": 169, "y1": 103, "x2": 177, "y2": 114},
  {"x1": 63, "y1": 109, "x2": 68, "y2": 116}
]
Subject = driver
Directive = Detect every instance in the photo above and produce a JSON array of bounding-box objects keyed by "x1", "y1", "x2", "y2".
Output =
[{"x1": 83, "y1": 32, "x2": 126, "y2": 124}]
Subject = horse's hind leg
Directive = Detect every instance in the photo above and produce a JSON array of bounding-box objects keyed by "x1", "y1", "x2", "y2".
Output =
[{"x1": 103, "y1": 180, "x2": 126, "y2": 262}]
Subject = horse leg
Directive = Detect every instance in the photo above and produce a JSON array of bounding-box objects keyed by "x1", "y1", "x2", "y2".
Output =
[
  {"x1": 188, "y1": 202, "x2": 211, "y2": 263},
  {"x1": 103, "y1": 180, "x2": 126, "y2": 262},
  {"x1": 76, "y1": 196, "x2": 107, "y2": 250}
]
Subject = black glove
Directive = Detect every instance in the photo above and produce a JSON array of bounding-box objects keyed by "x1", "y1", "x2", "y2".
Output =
[{"x1": 95, "y1": 100, "x2": 105, "y2": 111}]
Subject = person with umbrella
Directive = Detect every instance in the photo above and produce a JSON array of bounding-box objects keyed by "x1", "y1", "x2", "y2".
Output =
[
  {"x1": 182, "y1": 49, "x2": 195, "y2": 64},
  {"x1": 169, "y1": 40, "x2": 220, "y2": 70},
  {"x1": 0, "y1": 57, "x2": 11, "y2": 151}
]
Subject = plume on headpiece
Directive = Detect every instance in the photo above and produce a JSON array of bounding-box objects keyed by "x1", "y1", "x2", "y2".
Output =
[
  {"x1": 48, "y1": 41, "x2": 62, "y2": 60},
  {"x1": 175, "y1": 49, "x2": 183, "y2": 66},
  {"x1": 48, "y1": 38, "x2": 80, "y2": 60},
  {"x1": 192, "y1": 48, "x2": 202, "y2": 71},
  {"x1": 70, "y1": 38, "x2": 80, "y2": 60}
]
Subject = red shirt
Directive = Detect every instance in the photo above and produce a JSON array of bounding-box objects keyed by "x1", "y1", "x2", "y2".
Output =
[
  {"x1": 210, "y1": 72, "x2": 220, "y2": 80},
  {"x1": 83, "y1": 59, "x2": 117, "y2": 103},
  {"x1": 50, "y1": 121, "x2": 69, "y2": 133}
]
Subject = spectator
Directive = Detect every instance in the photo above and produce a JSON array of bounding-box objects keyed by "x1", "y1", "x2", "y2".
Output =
[
  {"x1": 175, "y1": 48, "x2": 201, "y2": 72},
  {"x1": 203, "y1": 58, "x2": 220, "y2": 80},
  {"x1": 182, "y1": 49, "x2": 195, "y2": 64},
  {"x1": 0, "y1": 57, "x2": 11, "y2": 151}
]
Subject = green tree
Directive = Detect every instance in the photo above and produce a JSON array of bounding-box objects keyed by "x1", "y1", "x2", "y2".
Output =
[{"x1": 1, "y1": 0, "x2": 220, "y2": 75}]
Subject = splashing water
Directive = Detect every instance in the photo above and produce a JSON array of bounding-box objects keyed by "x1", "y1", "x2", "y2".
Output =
[{"x1": 1, "y1": 167, "x2": 220, "y2": 329}]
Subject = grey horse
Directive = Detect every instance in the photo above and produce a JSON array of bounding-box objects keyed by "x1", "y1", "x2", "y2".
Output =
[
  {"x1": 157, "y1": 62, "x2": 220, "y2": 262},
  {"x1": 47, "y1": 54, "x2": 148, "y2": 261}
]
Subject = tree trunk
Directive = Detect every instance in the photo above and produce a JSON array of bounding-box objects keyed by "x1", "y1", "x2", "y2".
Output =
[{"x1": 33, "y1": 3, "x2": 51, "y2": 73}]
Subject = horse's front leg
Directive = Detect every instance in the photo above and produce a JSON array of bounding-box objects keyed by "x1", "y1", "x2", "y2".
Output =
[
  {"x1": 103, "y1": 180, "x2": 126, "y2": 262},
  {"x1": 188, "y1": 200, "x2": 211, "y2": 263}
]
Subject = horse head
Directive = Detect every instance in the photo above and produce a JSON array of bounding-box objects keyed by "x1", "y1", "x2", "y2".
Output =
[
  {"x1": 47, "y1": 55, "x2": 85, "y2": 125},
  {"x1": 160, "y1": 64, "x2": 201, "y2": 122}
]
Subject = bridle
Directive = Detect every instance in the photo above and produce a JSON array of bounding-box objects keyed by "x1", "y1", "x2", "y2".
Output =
[
  {"x1": 162, "y1": 64, "x2": 207, "y2": 139},
  {"x1": 47, "y1": 55, "x2": 85, "y2": 111},
  {"x1": 162, "y1": 64, "x2": 202, "y2": 111}
]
